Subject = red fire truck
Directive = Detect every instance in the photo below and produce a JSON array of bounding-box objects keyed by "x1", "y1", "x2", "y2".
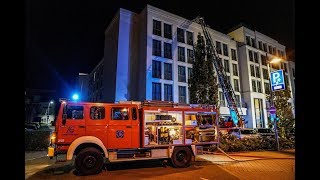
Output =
[{"x1": 48, "y1": 100, "x2": 219, "y2": 175}]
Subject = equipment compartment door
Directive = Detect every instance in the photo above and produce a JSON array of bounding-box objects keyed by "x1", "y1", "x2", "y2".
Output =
[{"x1": 107, "y1": 107, "x2": 132, "y2": 149}]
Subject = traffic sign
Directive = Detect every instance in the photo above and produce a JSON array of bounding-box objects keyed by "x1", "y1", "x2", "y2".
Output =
[
  {"x1": 270, "y1": 70, "x2": 285, "y2": 91},
  {"x1": 269, "y1": 106, "x2": 276, "y2": 115},
  {"x1": 270, "y1": 114, "x2": 276, "y2": 120}
]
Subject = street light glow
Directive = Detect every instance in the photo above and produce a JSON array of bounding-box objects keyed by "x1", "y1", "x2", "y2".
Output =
[
  {"x1": 72, "y1": 94, "x2": 79, "y2": 100},
  {"x1": 269, "y1": 57, "x2": 282, "y2": 64},
  {"x1": 50, "y1": 101, "x2": 54, "y2": 104}
]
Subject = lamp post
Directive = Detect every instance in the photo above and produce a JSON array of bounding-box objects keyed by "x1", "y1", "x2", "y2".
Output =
[
  {"x1": 266, "y1": 54, "x2": 281, "y2": 151},
  {"x1": 46, "y1": 101, "x2": 54, "y2": 124}
]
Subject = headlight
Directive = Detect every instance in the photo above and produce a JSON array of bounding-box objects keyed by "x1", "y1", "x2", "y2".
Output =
[{"x1": 50, "y1": 132, "x2": 56, "y2": 145}]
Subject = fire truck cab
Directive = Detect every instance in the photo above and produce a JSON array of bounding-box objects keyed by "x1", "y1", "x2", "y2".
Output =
[{"x1": 48, "y1": 100, "x2": 219, "y2": 175}]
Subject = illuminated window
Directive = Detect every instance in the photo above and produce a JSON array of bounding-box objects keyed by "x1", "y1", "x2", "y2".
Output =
[
  {"x1": 90, "y1": 106, "x2": 105, "y2": 120},
  {"x1": 112, "y1": 107, "x2": 129, "y2": 120}
]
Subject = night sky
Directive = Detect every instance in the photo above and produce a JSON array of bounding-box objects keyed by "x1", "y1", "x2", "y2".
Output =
[{"x1": 24, "y1": 0, "x2": 295, "y2": 99}]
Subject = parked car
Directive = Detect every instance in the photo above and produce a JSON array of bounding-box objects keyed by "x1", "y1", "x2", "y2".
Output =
[
  {"x1": 25, "y1": 123, "x2": 38, "y2": 131},
  {"x1": 29, "y1": 122, "x2": 40, "y2": 129},
  {"x1": 256, "y1": 128, "x2": 275, "y2": 137},
  {"x1": 228, "y1": 128, "x2": 259, "y2": 140}
]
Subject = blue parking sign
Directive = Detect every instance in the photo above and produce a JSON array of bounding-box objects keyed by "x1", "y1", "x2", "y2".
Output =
[{"x1": 270, "y1": 70, "x2": 285, "y2": 91}]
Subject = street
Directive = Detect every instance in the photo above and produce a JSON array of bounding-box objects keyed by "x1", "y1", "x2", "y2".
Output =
[{"x1": 25, "y1": 150, "x2": 295, "y2": 180}]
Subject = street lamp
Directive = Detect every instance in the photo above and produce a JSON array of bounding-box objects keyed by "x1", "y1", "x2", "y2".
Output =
[
  {"x1": 46, "y1": 101, "x2": 54, "y2": 124},
  {"x1": 266, "y1": 53, "x2": 282, "y2": 151}
]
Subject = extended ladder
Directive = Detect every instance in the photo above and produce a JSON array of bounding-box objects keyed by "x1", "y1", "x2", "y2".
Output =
[{"x1": 193, "y1": 17, "x2": 243, "y2": 127}]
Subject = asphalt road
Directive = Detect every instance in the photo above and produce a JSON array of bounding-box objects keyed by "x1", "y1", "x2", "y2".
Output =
[
  {"x1": 26, "y1": 158, "x2": 238, "y2": 180},
  {"x1": 26, "y1": 151, "x2": 295, "y2": 180}
]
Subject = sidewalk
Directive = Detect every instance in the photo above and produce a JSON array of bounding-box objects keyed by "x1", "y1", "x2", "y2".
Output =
[
  {"x1": 25, "y1": 151, "x2": 48, "y2": 161},
  {"x1": 197, "y1": 149, "x2": 295, "y2": 165},
  {"x1": 209, "y1": 149, "x2": 295, "y2": 159}
]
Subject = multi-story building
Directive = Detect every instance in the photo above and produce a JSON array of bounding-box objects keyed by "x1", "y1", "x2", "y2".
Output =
[
  {"x1": 76, "y1": 73, "x2": 89, "y2": 101},
  {"x1": 228, "y1": 25, "x2": 294, "y2": 128},
  {"x1": 82, "y1": 5, "x2": 247, "y2": 119}
]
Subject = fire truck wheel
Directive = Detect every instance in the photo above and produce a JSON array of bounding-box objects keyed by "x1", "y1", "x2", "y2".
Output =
[
  {"x1": 171, "y1": 147, "x2": 192, "y2": 168},
  {"x1": 75, "y1": 147, "x2": 104, "y2": 175}
]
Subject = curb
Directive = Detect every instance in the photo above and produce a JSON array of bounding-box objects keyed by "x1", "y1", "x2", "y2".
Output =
[{"x1": 203, "y1": 151, "x2": 295, "y2": 159}]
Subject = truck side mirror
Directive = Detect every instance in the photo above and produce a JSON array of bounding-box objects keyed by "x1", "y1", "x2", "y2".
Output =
[{"x1": 62, "y1": 114, "x2": 67, "y2": 125}]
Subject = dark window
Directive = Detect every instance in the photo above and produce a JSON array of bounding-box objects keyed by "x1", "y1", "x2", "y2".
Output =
[
  {"x1": 250, "y1": 65, "x2": 255, "y2": 77},
  {"x1": 248, "y1": 50, "x2": 253, "y2": 61},
  {"x1": 188, "y1": 67, "x2": 192, "y2": 80},
  {"x1": 216, "y1": 41, "x2": 222, "y2": 54},
  {"x1": 186, "y1": 31, "x2": 193, "y2": 45},
  {"x1": 255, "y1": 66, "x2": 260, "y2": 78},
  {"x1": 278, "y1": 50, "x2": 281, "y2": 57},
  {"x1": 281, "y1": 51, "x2": 285, "y2": 59},
  {"x1": 90, "y1": 106, "x2": 105, "y2": 120},
  {"x1": 232, "y1": 64, "x2": 238, "y2": 76},
  {"x1": 219, "y1": 92, "x2": 225, "y2": 106},
  {"x1": 246, "y1": 36, "x2": 251, "y2": 46},
  {"x1": 164, "y1": 84, "x2": 173, "y2": 101},
  {"x1": 261, "y1": 55, "x2": 267, "y2": 65},
  {"x1": 178, "y1": 86, "x2": 186, "y2": 103},
  {"x1": 177, "y1": 28, "x2": 185, "y2": 43},
  {"x1": 257, "y1": 81, "x2": 262, "y2": 93},
  {"x1": 224, "y1": 59, "x2": 230, "y2": 73},
  {"x1": 254, "y1": 52, "x2": 259, "y2": 63},
  {"x1": 178, "y1": 46, "x2": 185, "y2": 62},
  {"x1": 152, "y1": 39, "x2": 161, "y2": 56},
  {"x1": 272, "y1": 47, "x2": 276, "y2": 55},
  {"x1": 152, "y1": 60, "x2": 161, "y2": 78},
  {"x1": 292, "y1": 68, "x2": 295, "y2": 77},
  {"x1": 235, "y1": 95, "x2": 241, "y2": 107},
  {"x1": 112, "y1": 107, "x2": 129, "y2": 120},
  {"x1": 223, "y1": 44, "x2": 229, "y2": 56},
  {"x1": 164, "y1": 42, "x2": 172, "y2": 59},
  {"x1": 251, "y1": 38, "x2": 256, "y2": 48},
  {"x1": 234, "y1": 79, "x2": 240, "y2": 92},
  {"x1": 178, "y1": 66, "x2": 186, "y2": 82},
  {"x1": 164, "y1": 63, "x2": 172, "y2": 80},
  {"x1": 152, "y1": 82, "x2": 161, "y2": 100},
  {"x1": 264, "y1": 83, "x2": 270, "y2": 94},
  {"x1": 285, "y1": 75, "x2": 289, "y2": 86},
  {"x1": 262, "y1": 69, "x2": 269, "y2": 80},
  {"x1": 187, "y1": 49, "x2": 194, "y2": 63},
  {"x1": 231, "y1": 49, "x2": 237, "y2": 60},
  {"x1": 132, "y1": 108, "x2": 137, "y2": 120},
  {"x1": 252, "y1": 80, "x2": 257, "y2": 92},
  {"x1": 263, "y1": 43, "x2": 267, "y2": 52},
  {"x1": 283, "y1": 63, "x2": 288, "y2": 72},
  {"x1": 164, "y1": 23, "x2": 172, "y2": 39},
  {"x1": 258, "y1": 41, "x2": 262, "y2": 50},
  {"x1": 268, "y1": 45, "x2": 272, "y2": 54},
  {"x1": 153, "y1": 20, "x2": 161, "y2": 36},
  {"x1": 66, "y1": 106, "x2": 84, "y2": 119}
]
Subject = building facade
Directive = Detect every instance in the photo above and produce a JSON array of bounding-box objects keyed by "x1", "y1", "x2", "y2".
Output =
[
  {"x1": 228, "y1": 26, "x2": 294, "y2": 128},
  {"x1": 82, "y1": 5, "x2": 247, "y2": 119},
  {"x1": 81, "y1": 5, "x2": 295, "y2": 128}
]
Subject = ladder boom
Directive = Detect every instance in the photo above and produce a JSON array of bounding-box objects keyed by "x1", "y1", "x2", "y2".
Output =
[{"x1": 194, "y1": 17, "x2": 243, "y2": 127}]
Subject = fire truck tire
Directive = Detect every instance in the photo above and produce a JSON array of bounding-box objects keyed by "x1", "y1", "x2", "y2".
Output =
[
  {"x1": 171, "y1": 147, "x2": 192, "y2": 168},
  {"x1": 75, "y1": 147, "x2": 104, "y2": 175}
]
